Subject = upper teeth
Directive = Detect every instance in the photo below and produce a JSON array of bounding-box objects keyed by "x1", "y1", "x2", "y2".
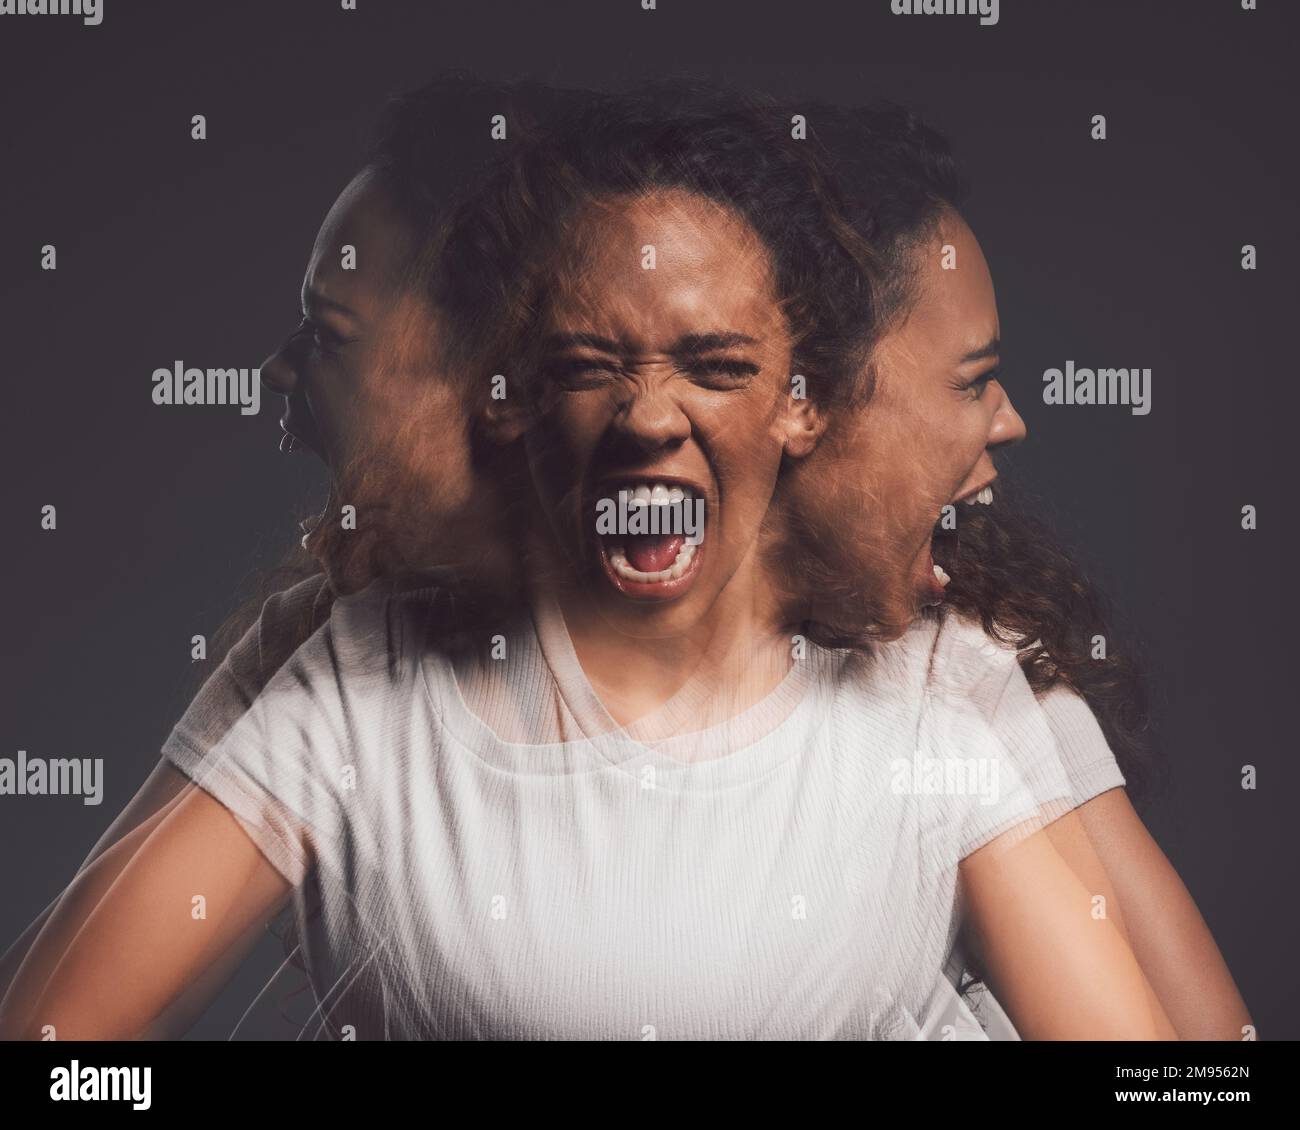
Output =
[
  {"x1": 603, "y1": 481, "x2": 703, "y2": 585},
  {"x1": 618, "y1": 481, "x2": 692, "y2": 506},
  {"x1": 962, "y1": 486, "x2": 994, "y2": 506},
  {"x1": 933, "y1": 564, "x2": 951, "y2": 587}
]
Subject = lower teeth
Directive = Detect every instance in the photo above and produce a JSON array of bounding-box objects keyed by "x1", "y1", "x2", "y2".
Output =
[{"x1": 608, "y1": 540, "x2": 697, "y2": 583}]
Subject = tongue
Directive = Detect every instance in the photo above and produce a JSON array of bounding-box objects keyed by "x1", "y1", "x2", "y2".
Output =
[{"x1": 625, "y1": 533, "x2": 684, "y2": 574}]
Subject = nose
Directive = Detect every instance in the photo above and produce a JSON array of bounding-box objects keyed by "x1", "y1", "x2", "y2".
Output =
[
  {"x1": 611, "y1": 385, "x2": 691, "y2": 454},
  {"x1": 260, "y1": 341, "x2": 300, "y2": 398},
  {"x1": 988, "y1": 383, "x2": 1027, "y2": 449}
]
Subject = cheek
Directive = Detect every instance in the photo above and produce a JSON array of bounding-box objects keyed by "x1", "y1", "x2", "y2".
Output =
[
  {"x1": 905, "y1": 396, "x2": 983, "y2": 476},
  {"x1": 525, "y1": 398, "x2": 611, "y2": 509},
  {"x1": 698, "y1": 388, "x2": 786, "y2": 467},
  {"x1": 306, "y1": 353, "x2": 365, "y2": 414},
  {"x1": 548, "y1": 395, "x2": 615, "y2": 460},
  {"x1": 949, "y1": 413, "x2": 992, "y2": 475},
  {"x1": 320, "y1": 346, "x2": 426, "y2": 467},
  {"x1": 846, "y1": 416, "x2": 923, "y2": 509}
]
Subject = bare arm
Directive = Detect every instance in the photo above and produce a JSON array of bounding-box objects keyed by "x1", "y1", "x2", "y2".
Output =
[
  {"x1": 0, "y1": 781, "x2": 294, "y2": 1041},
  {"x1": 959, "y1": 807, "x2": 1179, "y2": 1040},
  {"x1": 0, "y1": 759, "x2": 193, "y2": 1002},
  {"x1": 1067, "y1": 787, "x2": 1252, "y2": 1040}
]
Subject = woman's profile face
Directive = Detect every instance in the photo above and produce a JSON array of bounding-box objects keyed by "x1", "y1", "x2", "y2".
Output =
[
  {"x1": 259, "y1": 168, "x2": 478, "y2": 582},
  {"x1": 797, "y1": 210, "x2": 1026, "y2": 637},
  {"x1": 260, "y1": 168, "x2": 429, "y2": 469},
  {"x1": 525, "y1": 188, "x2": 802, "y2": 635}
]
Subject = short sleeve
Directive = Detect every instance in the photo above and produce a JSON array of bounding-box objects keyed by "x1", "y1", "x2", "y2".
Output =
[
  {"x1": 161, "y1": 574, "x2": 331, "y2": 775},
  {"x1": 1035, "y1": 682, "x2": 1126, "y2": 806},
  {"x1": 921, "y1": 614, "x2": 1077, "y2": 861},
  {"x1": 162, "y1": 628, "x2": 348, "y2": 889},
  {"x1": 160, "y1": 580, "x2": 388, "y2": 890}
]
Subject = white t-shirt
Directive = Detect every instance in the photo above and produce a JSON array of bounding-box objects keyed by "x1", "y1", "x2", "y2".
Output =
[{"x1": 162, "y1": 583, "x2": 1125, "y2": 1040}]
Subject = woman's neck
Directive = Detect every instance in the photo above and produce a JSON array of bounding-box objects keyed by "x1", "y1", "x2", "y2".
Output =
[{"x1": 552, "y1": 555, "x2": 796, "y2": 732}]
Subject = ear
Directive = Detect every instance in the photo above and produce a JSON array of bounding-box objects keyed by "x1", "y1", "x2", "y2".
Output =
[
  {"x1": 781, "y1": 391, "x2": 828, "y2": 460},
  {"x1": 479, "y1": 395, "x2": 531, "y2": 445}
]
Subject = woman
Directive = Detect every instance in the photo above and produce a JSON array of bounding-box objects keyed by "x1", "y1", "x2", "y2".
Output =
[
  {"x1": 764, "y1": 101, "x2": 1250, "y2": 1038},
  {"x1": 0, "y1": 85, "x2": 1183, "y2": 1041},
  {"x1": 0, "y1": 75, "x2": 565, "y2": 1035}
]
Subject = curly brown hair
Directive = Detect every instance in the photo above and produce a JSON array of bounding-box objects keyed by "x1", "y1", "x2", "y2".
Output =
[{"x1": 219, "y1": 82, "x2": 1162, "y2": 1037}]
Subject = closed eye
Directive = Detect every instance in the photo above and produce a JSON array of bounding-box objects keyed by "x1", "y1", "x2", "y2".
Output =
[
  {"x1": 680, "y1": 358, "x2": 760, "y2": 388},
  {"x1": 963, "y1": 365, "x2": 1002, "y2": 398},
  {"x1": 295, "y1": 315, "x2": 350, "y2": 352},
  {"x1": 543, "y1": 356, "x2": 625, "y2": 389}
]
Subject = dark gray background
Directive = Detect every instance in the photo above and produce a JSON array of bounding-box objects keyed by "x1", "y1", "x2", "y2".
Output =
[{"x1": 1, "y1": 0, "x2": 1296, "y2": 1039}]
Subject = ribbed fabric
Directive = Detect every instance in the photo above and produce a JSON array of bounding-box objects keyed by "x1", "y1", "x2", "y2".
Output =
[{"x1": 161, "y1": 583, "x2": 1125, "y2": 1040}]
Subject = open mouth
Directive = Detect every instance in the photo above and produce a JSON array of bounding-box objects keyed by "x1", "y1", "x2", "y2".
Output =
[
  {"x1": 954, "y1": 482, "x2": 996, "y2": 507},
  {"x1": 594, "y1": 479, "x2": 707, "y2": 601},
  {"x1": 279, "y1": 395, "x2": 324, "y2": 458},
  {"x1": 920, "y1": 479, "x2": 998, "y2": 604}
]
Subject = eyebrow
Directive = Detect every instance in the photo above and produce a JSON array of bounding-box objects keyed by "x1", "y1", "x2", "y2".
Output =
[
  {"x1": 959, "y1": 337, "x2": 1001, "y2": 363},
  {"x1": 542, "y1": 331, "x2": 759, "y2": 354},
  {"x1": 542, "y1": 332, "x2": 622, "y2": 353},
  {"x1": 673, "y1": 332, "x2": 758, "y2": 353}
]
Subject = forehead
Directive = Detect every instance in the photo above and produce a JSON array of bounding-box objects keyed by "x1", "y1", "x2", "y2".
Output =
[
  {"x1": 902, "y1": 212, "x2": 999, "y2": 354},
  {"x1": 303, "y1": 170, "x2": 412, "y2": 309},
  {"x1": 545, "y1": 189, "x2": 784, "y2": 346}
]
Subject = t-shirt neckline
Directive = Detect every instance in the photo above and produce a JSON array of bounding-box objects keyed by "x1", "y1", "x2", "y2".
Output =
[{"x1": 421, "y1": 590, "x2": 845, "y2": 792}]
